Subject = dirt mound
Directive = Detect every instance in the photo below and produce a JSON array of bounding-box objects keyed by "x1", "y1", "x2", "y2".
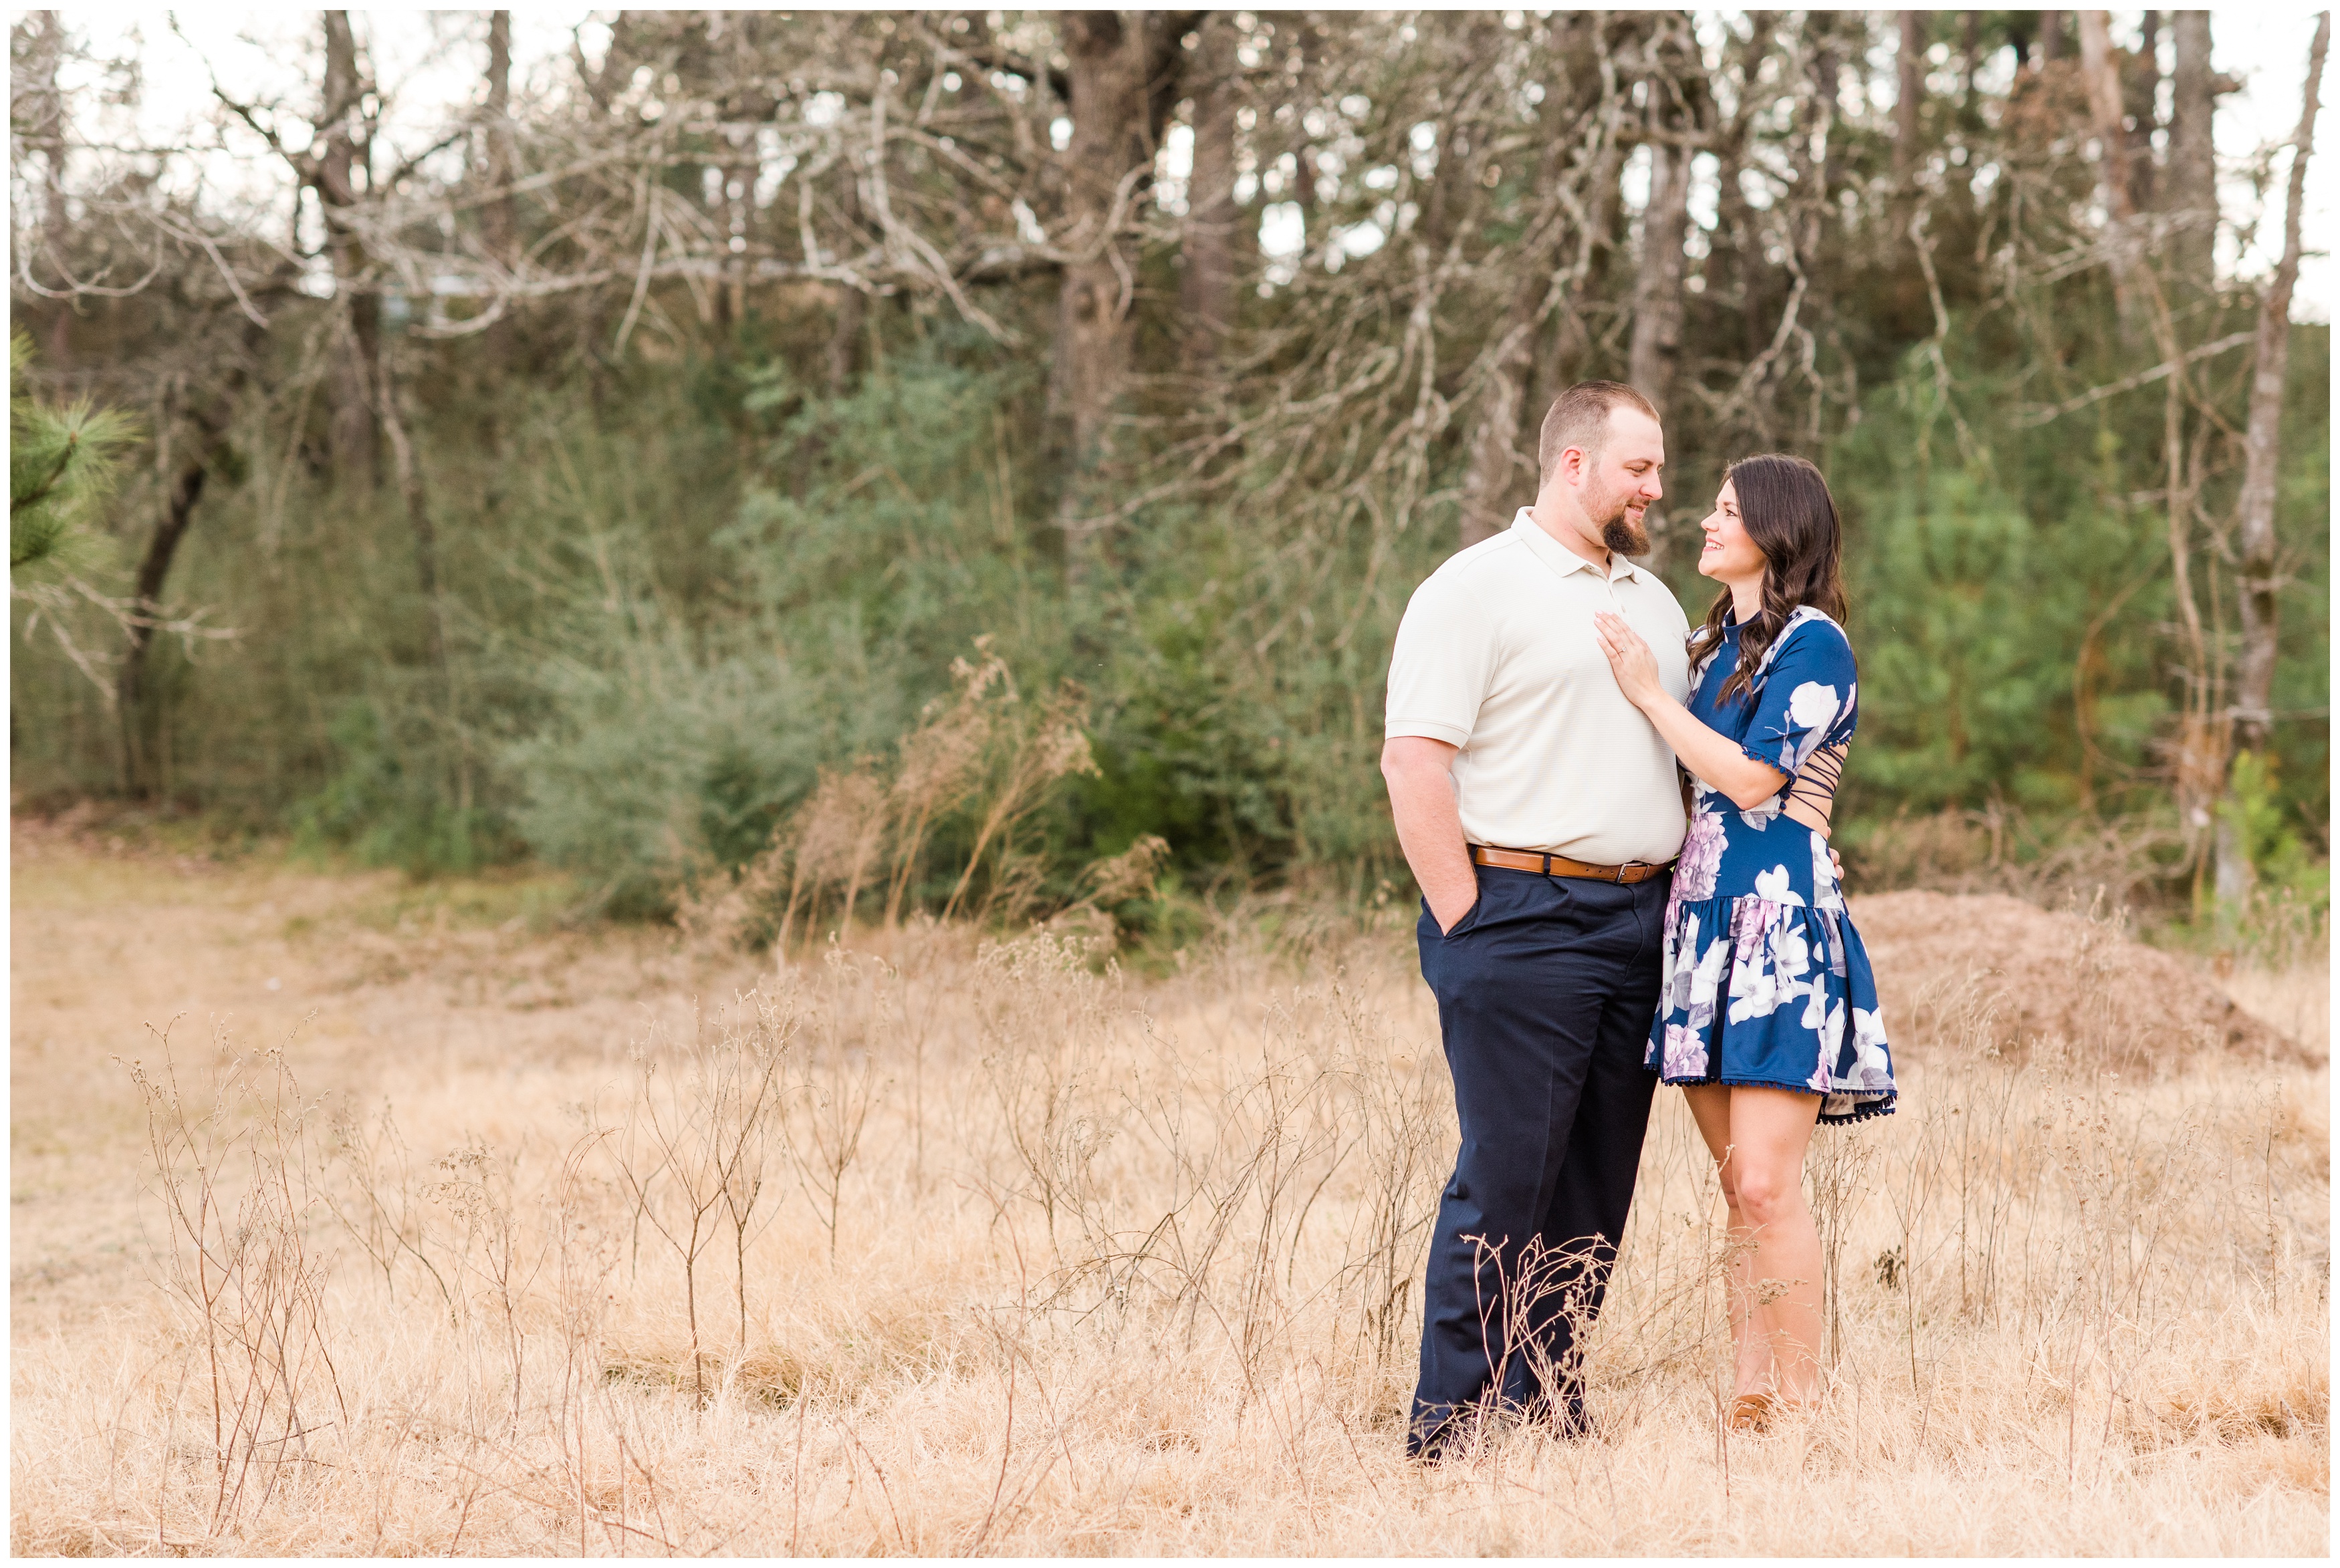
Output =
[{"x1": 1849, "y1": 890, "x2": 2303, "y2": 1069}]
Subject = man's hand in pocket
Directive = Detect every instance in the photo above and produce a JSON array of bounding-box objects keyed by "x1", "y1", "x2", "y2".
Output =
[{"x1": 1431, "y1": 892, "x2": 1478, "y2": 934}]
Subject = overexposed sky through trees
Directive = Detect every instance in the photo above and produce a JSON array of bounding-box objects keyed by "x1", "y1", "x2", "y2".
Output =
[{"x1": 41, "y1": 8, "x2": 2339, "y2": 321}]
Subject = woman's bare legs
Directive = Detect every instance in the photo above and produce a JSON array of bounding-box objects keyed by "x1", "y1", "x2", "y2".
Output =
[
  {"x1": 1728, "y1": 1087, "x2": 1826, "y2": 1404},
  {"x1": 1681, "y1": 1083, "x2": 1767, "y2": 1398},
  {"x1": 1681, "y1": 1083, "x2": 1827, "y2": 1405}
]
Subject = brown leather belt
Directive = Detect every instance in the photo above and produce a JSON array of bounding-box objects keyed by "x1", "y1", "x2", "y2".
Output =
[{"x1": 1470, "y1": 845, "x2": 1673, "y2": 884}]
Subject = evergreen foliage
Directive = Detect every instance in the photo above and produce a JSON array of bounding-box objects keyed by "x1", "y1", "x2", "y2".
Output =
[
  {"x1": 7, "y1": 11, "x2": 2327, "y2": 937},
  {"x1": 9, "y1": 332, "x2": 137, "y2": 571}
]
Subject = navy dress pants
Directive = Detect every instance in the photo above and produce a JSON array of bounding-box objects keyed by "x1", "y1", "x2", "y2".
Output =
[{"x1": 1408, "y1": 864, "x2": 1666, "y2": 1456}]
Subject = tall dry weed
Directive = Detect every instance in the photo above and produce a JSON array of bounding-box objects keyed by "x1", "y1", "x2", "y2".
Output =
[
  {"x1": 675, "y1": 636, "x2": 1113, "y2": 955},
  {"x1": 117, "y1": 1027, "x2": 346, "y2": 1544}
]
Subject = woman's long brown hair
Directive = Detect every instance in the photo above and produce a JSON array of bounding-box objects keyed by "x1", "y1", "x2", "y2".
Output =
[{"x1": 1687, "y1": 452, "x2": 1849, "y2": 705}]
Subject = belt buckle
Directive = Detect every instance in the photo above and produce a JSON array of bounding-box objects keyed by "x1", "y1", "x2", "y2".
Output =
[{"x1": 1615, "y1": 860, "x2": 1641, "y2": 885}]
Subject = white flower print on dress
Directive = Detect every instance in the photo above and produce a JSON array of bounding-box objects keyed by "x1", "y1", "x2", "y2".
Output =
[
  {"x1": 1781, "y1": 682, "x2": 1842, "y2": 765},
  {"x1": 1687, "y1": 929, "x2": 1729, "y2": 1022},
  {"x1": 1724, "y1": 890, "x2": 1827, "y2": 1027},
  {"x1": 1848, "y1": 1007, "x2": 1893, "y2": 1089},
  {"x1": 1818, "y1": 909, "x2": 1849, "y2": 978},
  {"x1": 1657, "y1": 912, "x2": 1698, "y2": 1015},
  {"x1": 1729, "y1": 964, "x2": 1782, "y2": 1025},
  {"x1": 1799, "y1": 974, "x2": 1833, "y2": 1034},
  {"x1": 1786, "y1": 680, "x2": 1841, "y2": 727},
  {"x1": 1752, "y1": 864, "x2": 1804, "y2": 906},
  {"x1": 1770, "y1": 918, "x2": 1812, "y2": 981},
  {"x1": 1810, "y1": 834, "x2": 1843, "y2": 911}
]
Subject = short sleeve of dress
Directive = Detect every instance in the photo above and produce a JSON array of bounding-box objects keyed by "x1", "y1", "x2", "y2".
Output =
[{"x1": 1741, "y1": 616, "x2": 1858, "y2": 783}]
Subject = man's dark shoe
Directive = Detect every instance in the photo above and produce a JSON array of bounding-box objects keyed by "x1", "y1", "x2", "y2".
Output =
[
  {"x1": 1506, "y1": 1386, "x2": 1592, "y2": 1442},
  {"x1": 1406, "y1": 1424, "x2": 1457, "y2": 1464}
]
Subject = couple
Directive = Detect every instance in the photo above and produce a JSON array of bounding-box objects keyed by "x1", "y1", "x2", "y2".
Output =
[{"x1": 1381, "y1": 379, "x2": 1896, "y2": 1460}]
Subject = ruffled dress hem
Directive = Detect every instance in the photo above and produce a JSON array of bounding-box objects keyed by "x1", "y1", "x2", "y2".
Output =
[
  {"x1": 1650, "y1": 1073, "x2": 1898, "y2": 1126},
  {"x1": 1645, "y1": 884, "x2": 1896, "y2": 1128}
]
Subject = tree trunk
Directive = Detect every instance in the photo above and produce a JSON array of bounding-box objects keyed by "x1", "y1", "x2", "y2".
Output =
[
  {"x1": 321, "y1": 12, "x2": 379, "y2": 486},
  {"x1": 1049, "y1": 11, "x2": 1181, "y2": 579},
  {"x1": 2076, "y1": 14, "x2": 2134, "y2": 222},
  {"x1": 481, "y1": 11, "x2": 519, "y2": 364},
  {"x1": 2168, "y1": 13, "x2": 2224, "y2": 285},
  {"x1": 481, "y1": 12, "x2": 515, "y2": 262},
  {"x1": 1290, "y1": 15, "x2": 1328, "y2": 227},
  {"x1": 1711, "y1": 105, "x2": 1761, "y2": 364},
  {"x1": 826, "y1": 285, "x2": 868, "y2": 395},
  {"x1": 115, "y1": 324, "x2": 264, "y2": 796},
  {"x1": 716, "y1": 13, "x2": 770, "y2": 334},
  {"x1": 2038, "y1": 11, "x2": 2066, "y2": 63},
  {"x1": 1806, "y1": 19, "x2": 1848, "y2": 221},
  {"x1": 1178, "y1": 13, "x2": 1242, "y2": 377},
  {"x1": 1457, "y1": 267, "x2": 1542, "y2": 550},
  {"x1": 376, "y1": 336, "x2": 448, "y2": 679},
  {"x1": 2125, "y1": 9, "x2": 2160, "y2": 211},
  {"x1": 1626, "y1": 138, "x2": 1693, "y2": 564},
  {"x1": 1895, "y1": 12, "x2": 1925, "y2": 181},
  {"x1": 1628, "y1": 138, "x2": 1693, "y2": 419},
  {"x1": 2214, "y1": 11, "x2": 2327, "y2": 914},
  {"x1": 476, "y1": 9, "x2": 519, "y2": 436},
  {"x1": 117, "y1": 461, "x2": 206, "y2": 798},
  {"x1": 2077, "y1": 11, "x2": 2141, "y2": 330}
]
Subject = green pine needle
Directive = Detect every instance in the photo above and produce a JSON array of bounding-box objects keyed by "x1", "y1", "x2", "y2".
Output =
[{"x1": 11, "y1": 330, "x2": 140, "y2": 570}]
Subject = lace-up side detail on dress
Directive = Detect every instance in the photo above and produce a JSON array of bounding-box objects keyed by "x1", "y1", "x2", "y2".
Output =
[{"x1": 1785, "y1": 743, "x2": 1847, "y2": 827}]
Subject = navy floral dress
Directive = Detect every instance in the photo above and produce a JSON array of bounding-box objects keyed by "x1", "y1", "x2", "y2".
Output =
[{"x1": 1646, "y1": 607, "x2": 1896, "y2": 1124}]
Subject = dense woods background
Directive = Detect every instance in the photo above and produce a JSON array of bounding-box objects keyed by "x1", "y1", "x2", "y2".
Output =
[{"x1": 9, "y1": 9, "x2": 2329, "y2": 942}]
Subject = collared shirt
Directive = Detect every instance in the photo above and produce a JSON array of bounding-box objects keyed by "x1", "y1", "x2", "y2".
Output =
[{"x1": 1385, "y1": 508, "x2": 1692, "y2": 864}]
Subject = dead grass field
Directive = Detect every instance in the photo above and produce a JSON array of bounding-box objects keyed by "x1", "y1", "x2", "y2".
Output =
[{"x1": 11, "y1": 825, "x2": 2330, "y2": 1556}]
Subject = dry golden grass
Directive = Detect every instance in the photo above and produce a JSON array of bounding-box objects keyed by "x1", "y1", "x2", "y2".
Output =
[{"x1": 11, "y1": 830, "x2": 2330, "y2": 1556}]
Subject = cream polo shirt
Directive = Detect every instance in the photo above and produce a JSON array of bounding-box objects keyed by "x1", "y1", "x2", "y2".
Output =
[{"x1": 1385, "y1": 509, "x2": 1692, "y2": 864}]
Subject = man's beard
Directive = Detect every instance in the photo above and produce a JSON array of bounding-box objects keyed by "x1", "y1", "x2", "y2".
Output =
[{"x1": 1589, "y1": 477, "x2": 1651, "y2": 556}]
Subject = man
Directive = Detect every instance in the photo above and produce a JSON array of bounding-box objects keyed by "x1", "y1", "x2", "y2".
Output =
[{"x1": 1382, "y1": 379, "x2": 1689, "y2": 1458}]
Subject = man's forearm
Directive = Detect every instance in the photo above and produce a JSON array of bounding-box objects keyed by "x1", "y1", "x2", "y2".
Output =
[{"x1": 1383, "y1": 745, "x2": 1478, "y2": 930}]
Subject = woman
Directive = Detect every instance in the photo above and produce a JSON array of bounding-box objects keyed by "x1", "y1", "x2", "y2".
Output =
[{"x1": 1592, "y1": 452, "x2": 1895, "y2": 1434}]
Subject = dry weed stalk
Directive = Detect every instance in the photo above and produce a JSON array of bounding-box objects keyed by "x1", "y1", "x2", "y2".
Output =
[
  {"x1": 774, "y1": 763, "x2": 890, "y2": 954},
  {"x1": 780, "y1": 948, "x2": 890, "y2": 1263},
  {"x1": 604, "y1": 989, "x2": 796, "y2": 1405},
  {"x1": 885, "y1": 639, "x2": 1012, "y2": 927},
  {"x1": 117, "y1": 1025, "x2": 347, "y2": 1543},
  {"x1": 1077, "y1": 832, "x2": 1171, "y2": 909},
  {"x1": 429, "y1": 1140, "x2": 538, "y2": 1436},
  {"x1": 941, "y1": 678, "x2": 1099, "y2": 924}
]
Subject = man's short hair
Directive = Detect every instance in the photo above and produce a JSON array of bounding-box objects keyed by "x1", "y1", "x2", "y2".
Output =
[{"x1": 1537, "y1": 380, "x2": 1660, "y2": 485}]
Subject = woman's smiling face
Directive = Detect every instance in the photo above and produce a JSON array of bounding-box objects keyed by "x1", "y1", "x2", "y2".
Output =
[{"x1": 1698, "y1": 479, "x2": 1768, "y2": 586}]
